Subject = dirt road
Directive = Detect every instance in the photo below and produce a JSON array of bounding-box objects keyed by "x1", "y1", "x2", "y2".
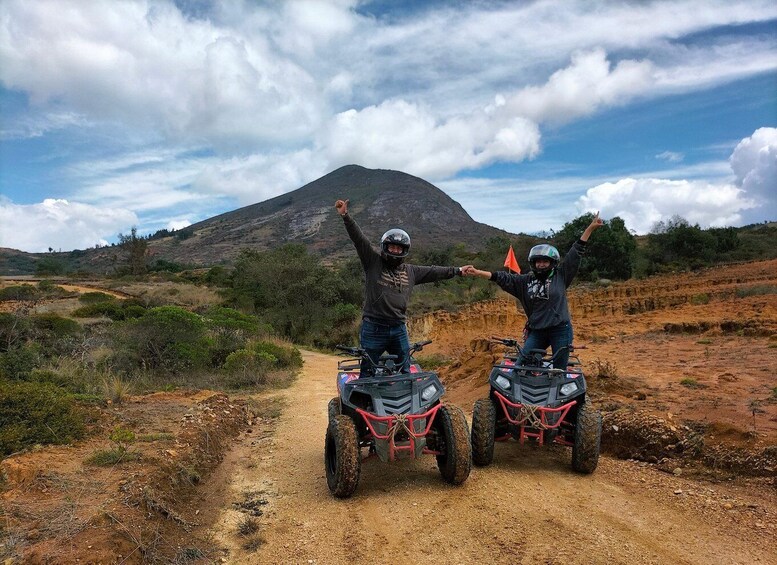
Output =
[{"x1": 211, "y1": 351, "x2": 776, "y2": 565}]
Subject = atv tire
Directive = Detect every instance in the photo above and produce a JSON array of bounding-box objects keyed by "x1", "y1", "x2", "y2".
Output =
[
  {"x1": 571, "y1": 401, "x2": 602, "y2": 474},
  {"x1": 471, "y1": 398, "x2": 496, "y2": 466},
  {"x1": 325, "y1": 415, "x2": 361, "y2": 497},
  {"x1": 434, "y1": 404, "x2": 472, "y2": 485},
  {"x1": 327, "y1": 396, "x2": 341, "y2": 424}
]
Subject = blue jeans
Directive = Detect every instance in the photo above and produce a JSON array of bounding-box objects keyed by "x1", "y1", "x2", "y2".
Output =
[
  {"x1": 523, "y1": 322, "x2": 572, "y2": 369},
  {"x1": 359, "y1": 318, "x2": 410, "y2": 377}
]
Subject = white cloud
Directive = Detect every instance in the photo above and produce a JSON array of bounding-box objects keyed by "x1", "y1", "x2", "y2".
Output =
[
  {"x1": 577, "y1": 178, "x2": 755, "y2": 234},
  {"x1": 1, "y1": 0, "x2": 775, "y2": 154},
  {"x1": 0, "y1": 111, "x2": 90, "y2": 140},
  {"x1": 320, "y1": 99, "x2": 540, "y2": 179},
  {"x1": 1, "y1": 0, "x2": 775, "y2": 244},
  {"x1": 0, "y1": 197, "x2": 137, "y2": 252},
  {"x1": 167, "y1": 219, "x2": 191, "y2": 231},
  {"x1": 730, "y1": 127, "x2": 777, "y2": 221},
  {"x1": 575, "y1": 127, "x2": 776, "y2": 233},
  {"x1": 500, "y1": 49, "x2": 654, "y2": 125},
  {"x1": 656, "y1": 151, "x2": 684, "y2": 163}
]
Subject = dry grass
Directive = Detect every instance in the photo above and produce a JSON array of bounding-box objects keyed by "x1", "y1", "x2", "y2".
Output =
[
  {"x1": 102, "y1": 375, "x2": 133, "y2": 404},
  {"x1": 237, "y1": 515, "x2": 260, "y2": 537},
  {"x1": 589, "y1": 358, "x2": 619, "y2": 379},
  {"x1": 110, "y1": 281, "x2": 221, "y2": 310}
]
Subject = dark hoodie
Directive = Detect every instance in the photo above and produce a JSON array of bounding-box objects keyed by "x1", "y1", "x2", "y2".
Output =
[
  {"x1": 490, "y1": 240, "x2": 587, "y2": 330},
  {"x1": 342, "y1": 213, "x2": 458, "y2": 323}
]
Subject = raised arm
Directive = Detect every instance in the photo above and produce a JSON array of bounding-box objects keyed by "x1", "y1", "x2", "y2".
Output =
[
  {"x1": 559, "y1": 211, "x2": 604, "y2": 285},
  {"x1": 581, "y1": 211, "x2": 604, "y2": 242},
  {"x1": 335, "y1": 198, "x2": 376, "y2": 266}
]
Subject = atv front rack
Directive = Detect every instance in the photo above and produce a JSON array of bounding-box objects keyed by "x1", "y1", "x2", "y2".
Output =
[
  {"x1": 355, "y1": 404, "x2": 442, "y2": 461},
  {"x1": 493, "y1": 390, "x2": 577, "y2": 446}
]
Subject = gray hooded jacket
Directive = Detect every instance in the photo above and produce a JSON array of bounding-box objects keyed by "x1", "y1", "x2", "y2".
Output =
[{"x1": 490, "y1": 240, "x2": 587, "y2": 329}]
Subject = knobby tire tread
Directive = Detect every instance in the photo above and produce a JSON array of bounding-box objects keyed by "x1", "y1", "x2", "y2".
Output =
[
  {"x1": 325, "y1": 414, "x2": 361, "y2": 497},
  {"x1": 572, "y1": 401, "x2": 602, "y2": 474},
  {"x1": 471, "y1": 398, "x2": 496, "y2": 466},
  {"x1": 436, "y1": 403, "x2": 472, "y2": 485}
]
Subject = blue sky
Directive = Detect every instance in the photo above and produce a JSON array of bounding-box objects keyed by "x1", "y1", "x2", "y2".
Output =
[{"x1": 1, "y1": 0, "x2": 775, "y2": 252}]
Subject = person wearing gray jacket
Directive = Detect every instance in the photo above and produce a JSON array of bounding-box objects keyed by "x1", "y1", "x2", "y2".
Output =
[
  {"x1": 335, "y1": 198, "x2": 471, "y2": 376},
  {"x1": 463, "y1": 213, "x2": 603, "y2": 369}
]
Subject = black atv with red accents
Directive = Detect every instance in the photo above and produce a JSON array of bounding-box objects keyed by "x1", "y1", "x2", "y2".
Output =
[
  {"x1": 470, "y1": 337, "x2": 601, "y2": 474},
  {"x1": 325, "y1": 340, "x2": 471, "y2": 498}
]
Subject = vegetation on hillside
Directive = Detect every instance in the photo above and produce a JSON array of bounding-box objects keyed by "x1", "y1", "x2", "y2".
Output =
[{"x1": 0, "y1": 283, "x2": 302, "y2": 456}]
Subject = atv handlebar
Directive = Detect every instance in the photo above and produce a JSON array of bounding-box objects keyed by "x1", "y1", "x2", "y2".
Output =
[
  {"x1": 335, "y1": 340, "x2": 432, "y2": 372},
  {"x1": 491, "y1": 337, "x2": 577, "y2": 367},
  {"x1": 335, "y1": 340, "x2": 432, "y2": 358}
]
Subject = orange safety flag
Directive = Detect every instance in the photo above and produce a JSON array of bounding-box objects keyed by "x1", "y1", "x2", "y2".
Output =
[{"x1": 504, "y1": 245, "x2": 521, "y2": 273}]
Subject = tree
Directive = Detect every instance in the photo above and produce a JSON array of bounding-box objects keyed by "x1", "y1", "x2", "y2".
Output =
[
  {"x1": 225, "y1": 245, "x2": 362, "y2": 346},
  {"x1": 118, "y1": 227, "x2": 148, "y2": 275},
  {"x1": 645, "y1": 216, "x2": 717, "y2": 271},
  {"x1": 552, "y1": 213, "x2": 636, "y2": 280}
]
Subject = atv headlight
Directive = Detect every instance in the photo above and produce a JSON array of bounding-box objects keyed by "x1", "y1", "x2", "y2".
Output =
[
  {"x1": 421, "y1": 383, "x2": 438, "y2": 402},
  {"x1": 560, "y1": 382, "x2": 578, "y2": 396},
  {"x1": 495, "y1": 375, "x2": 511, "y2": 390}
]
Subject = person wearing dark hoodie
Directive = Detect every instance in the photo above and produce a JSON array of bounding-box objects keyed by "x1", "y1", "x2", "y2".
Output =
[
  {"x1": 462, "y1": 213, "x2": 604, "y2": 369},
  {"x1": 335, "y1": 198, "x2": 471, "y2": 376}
]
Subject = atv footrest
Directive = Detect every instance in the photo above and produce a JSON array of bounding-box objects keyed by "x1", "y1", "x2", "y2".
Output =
[
  {"x1": 356, "y1": 404, "x2": 441, "y2": 461},
  {"x1": 493, "y1": 391, "x2": 577, "y2": 447}
]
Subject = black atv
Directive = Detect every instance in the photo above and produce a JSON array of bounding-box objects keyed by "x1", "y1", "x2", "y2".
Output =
[
  {"x1": 470, "y1": 337, "x2": 601, "y2": 474},
  {"x1": 325, "y1": 340, "x2": 471, "y2": 498}
]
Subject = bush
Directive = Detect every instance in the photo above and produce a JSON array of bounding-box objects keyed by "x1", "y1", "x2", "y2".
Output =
[
  {"x1": 79, "y1": 291, "x2": 116, "y2": 304},
  {"x1": 735, "y1": 285, "x2": 777, "y2": 298},
  {"x1": 31, "y1": 313, "x2": 81, "y2": 337},
  {"x1": 73, "y1": 300, "x2": 146, "y2": 320},
  {"x1": 115, "y1": 306, "x2": 209, "y2": 374},
  {"x1": 0, "y1": 344, "x2": 41, "y2": 380},
  {"x1": 222, "y1": 340, "x2": 302, "y2": 388},
  {"x1": 690, "y1": 293, "x2": 710, "y2": 305},
  {"x1": 0, "y1": 285, "x2": 39, "y2": 301},
  {"x1": 0, "y1": 380, "x2": 85, "y2": 455},
  {"x1": 252, "y1": 340, "x2": 302, "y2": 370},
  {"x1": 0, "y1": 313, "x2": 31, "y2": 352},
  {"x1": 73, "y1": 302, "x2": 125, "y2": 319}
]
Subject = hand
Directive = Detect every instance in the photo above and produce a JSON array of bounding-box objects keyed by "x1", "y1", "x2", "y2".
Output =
[
  {"x1": 588, "y1": 211, "x2": 604, "y2": 231},
  {"x1": 459, "y1": 264, "x2": 474, "y2": 276},
  {"x1": 335, "y1": 199, "x2": 349, "y2": 216},
  {"x1": 461, "y1": 266, "x2": 478, "y2": 277}
]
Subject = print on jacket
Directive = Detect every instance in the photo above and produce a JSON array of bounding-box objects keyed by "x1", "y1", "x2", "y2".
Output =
[
  {"x1": 379, "y1": 265, "x2": 409, "y2": 290},
  {"x1": 527, "y1": 276, "x2": 551, "y2": 301}
]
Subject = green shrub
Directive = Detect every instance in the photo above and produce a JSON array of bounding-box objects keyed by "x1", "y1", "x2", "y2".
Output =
[
  {"x1": 78, "y1": 291, "x2": 116, "y2": 304},
  {"x1": 690, "y1": 293, "x2": 710, "y2": 305},
  {"x1": 0, "y1": 313, "x2": 31, "y2": 352},
  {"x1": 679, "y1": 377, "x2": 706, "y2": 388},
  {"x1": 31, "y1": 313, "x2": 81, "y2": 337},
  {"x1": 414, "y1": 353, "x2": 451, "y2": 370},
  {"x1": 0, "y1": 285, "x2": 39, "y2": 301},
  {"x1": 735, "y1": 285, "x2": 777, "y2": 298},
  {"x1": 252, "y1": 341, "x2": 302, "y2": 369},
  {"x1": 0, "y1": 380, "x2": 85, "y2": 455},
  {"x1": 73, "y1": 300, "x2": 146, "y2": 321},
  {"x1": 115, "y1": 306, "x2": 209, "y2": 374},
  {"x1": 0, "y1": 344, "x2": 41, "y2": 380},
  {"x1": 73, "y1": 302, "x2": 125, "y2": 319}
]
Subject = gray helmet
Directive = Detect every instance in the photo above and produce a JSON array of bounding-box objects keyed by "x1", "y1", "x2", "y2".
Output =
[
  {"x1": 528, "y1": 244, "x2": 560, "y2": 274},
  {"x1": 380, "y1": 228, "x2": 411, "y2": 258}
]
